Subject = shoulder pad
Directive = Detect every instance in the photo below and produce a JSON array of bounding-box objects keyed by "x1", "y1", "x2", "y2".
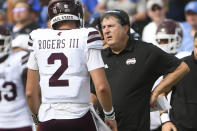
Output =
[
  {"x1": 28, "y1": 29, "x2": 50, "y2": 50},
  {"x1": 86, "y1": 28, "x2": 103, "y2": 50}
]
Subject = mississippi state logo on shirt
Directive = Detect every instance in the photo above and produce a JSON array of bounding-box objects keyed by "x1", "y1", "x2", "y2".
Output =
[{"x1": 126, "y1": 58, "x2": 136, "y2": 65}]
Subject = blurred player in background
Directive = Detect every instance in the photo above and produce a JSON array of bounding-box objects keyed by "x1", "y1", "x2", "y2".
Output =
[{"x1": 0, "y1": 25, "x2": 33, "y2": 131}]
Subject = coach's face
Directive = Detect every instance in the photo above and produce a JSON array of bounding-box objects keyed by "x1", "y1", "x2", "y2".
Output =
[{"x1": 102, "y1": 16, "x2": 129, "y2": 51}]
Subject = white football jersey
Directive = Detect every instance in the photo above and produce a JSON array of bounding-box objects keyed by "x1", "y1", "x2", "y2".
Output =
[
  {"x1": 27, "y1": 28, "x2": 104, "y2": 104},
  {"x1": 0, "y1": 51, "x2": 33, "y2": 128}
]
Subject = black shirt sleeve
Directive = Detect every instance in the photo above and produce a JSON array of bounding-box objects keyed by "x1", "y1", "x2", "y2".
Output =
[{"x1": 151, "y1": 44, "x2": 182, "y2": 76}]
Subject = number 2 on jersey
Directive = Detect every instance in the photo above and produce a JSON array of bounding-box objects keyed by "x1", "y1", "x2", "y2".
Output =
[{"x1": 48, "y1": 53, "x2": 69, "y2": 87}]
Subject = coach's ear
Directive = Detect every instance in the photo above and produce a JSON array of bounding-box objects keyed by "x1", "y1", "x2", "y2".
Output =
[{"x1": 123, "y1": 25, "x2": 130, "y2": 35}]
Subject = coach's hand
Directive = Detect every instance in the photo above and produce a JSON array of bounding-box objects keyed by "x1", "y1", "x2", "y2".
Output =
[{"x1": 162, "y1": 122, "x2": 177, "y2": 131}]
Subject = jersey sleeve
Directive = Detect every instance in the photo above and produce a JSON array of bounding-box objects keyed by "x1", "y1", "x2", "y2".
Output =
[
  {"x1": 85, "y1": 28, "x2": 104, "y2": 71},
  {"x1": 86, "y1": 28, "x2": 103, "y2": 50},
  {"x1": 27, "y1": 30, "x2": 39, "y2": 70},
  {"x1": 27, "y1": 30, "x2": 38, "y2": 51},
  {"x1": 27, "y1": 51, "x2": 38, "y2": 70},
  {"x1": 86, "y1": 49, "x2": 104, "y2": 71}
]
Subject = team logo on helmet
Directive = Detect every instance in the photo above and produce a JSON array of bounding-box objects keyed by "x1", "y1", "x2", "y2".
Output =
[{"x1": 53, "y1": 6, "x2": 57, "y2": 14}]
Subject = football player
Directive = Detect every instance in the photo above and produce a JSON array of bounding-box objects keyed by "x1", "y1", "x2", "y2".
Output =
[
  {"x1": 155, "y1": 19, "x2": 183, "y2": 55},
  {"x1": 0, "y1": 25, "x2": 33, "y2": 130},
  {"x1": 151, "y1": 19, "x2": 191, "y2": 131},
  {"x1": 25, "y1": 0, "x2": 117, "y2": 131}
]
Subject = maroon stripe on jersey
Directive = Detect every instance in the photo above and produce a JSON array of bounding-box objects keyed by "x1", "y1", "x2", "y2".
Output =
[
  {"x1": 22, "y1": 59, "x2": 28, "y2": 65},
  {"x1": 88, "y1": 31, "x2": 99, "y2": 36},
  {"x1": 28, "y1": 36, "x2": 33, "y2": 46},
  {"x1": 87, "y1": 37, "x2": 102, "y2": 43},
  {"x1": 22, "y1": 52, "x2": 30, "y2": 60},
  {"x1": 29, "y1": 35, "x2": 32, "y2": 41}
]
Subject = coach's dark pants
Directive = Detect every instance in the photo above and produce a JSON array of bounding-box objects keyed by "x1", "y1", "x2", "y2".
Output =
[{"x1": 39, "y1": 111, "x2": 97, "y2": 131}]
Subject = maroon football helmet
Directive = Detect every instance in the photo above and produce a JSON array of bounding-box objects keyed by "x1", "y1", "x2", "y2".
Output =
[
  {"x1": 48, "y1": 0, "x2": 84, "y2": 29},
  {"x1": 155, "y1": 19, "x2": 183, "y2": 54},
  {"x1": 0, "y1": 25, "x2": 12, "y2": 58}
]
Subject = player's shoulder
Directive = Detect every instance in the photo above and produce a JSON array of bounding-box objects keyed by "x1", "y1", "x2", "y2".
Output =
[
  {"x1": 79, "y1": 27, "x2": 99, "y2": 35},
  {"x1": 80, "y1": 28, "x2": 102, "y2": 49},
  {"x1": 81, "y1": 27, "x2": 101, "y2": 40},
  {"x1": 30, "y1": 28, "x2": 52, "y2": 38},
  {"x1": 13, "y1": 50, "x2": 29, "y2": 57},
  {"x1": 85, "y1": 27, "x2": 98, "y2": 32},
  {"x1": 9, "y1": 51, "x2": 29, "y2": 65},
  {"x1": 31, "y1": 28, "x2": 51, "y2": 33},
  {"x1": 30, "y1": 27, "x2": 98, "y2": 36},
  {"x1": 80, "y1": 27, "x2": 97, "y2": 31}
]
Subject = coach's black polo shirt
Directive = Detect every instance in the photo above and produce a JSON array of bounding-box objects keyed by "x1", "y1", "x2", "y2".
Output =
[
  {"x1": 101, "y1": 37, "x2": 182, "y2": 131},
  {"x1": 170, "y1": 52, "x2": 197, "y2": 130}
]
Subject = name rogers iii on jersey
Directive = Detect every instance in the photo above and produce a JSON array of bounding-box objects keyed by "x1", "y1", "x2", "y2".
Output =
[{"x1": 37, "y1": 38, "x2": 79, "y2": 49}]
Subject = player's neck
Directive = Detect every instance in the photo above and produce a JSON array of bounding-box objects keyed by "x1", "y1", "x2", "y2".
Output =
[{"x1": 58, "y1": 23, "x2": 78, "y2": 30}]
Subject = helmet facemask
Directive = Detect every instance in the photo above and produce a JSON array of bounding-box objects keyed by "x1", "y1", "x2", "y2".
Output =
[
  {"x1": 155, "y1": 19, "x2": 182, "y2": 54},
  {"x1": 0, "y1": 34, "x2": 12, "y2": 58}
]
